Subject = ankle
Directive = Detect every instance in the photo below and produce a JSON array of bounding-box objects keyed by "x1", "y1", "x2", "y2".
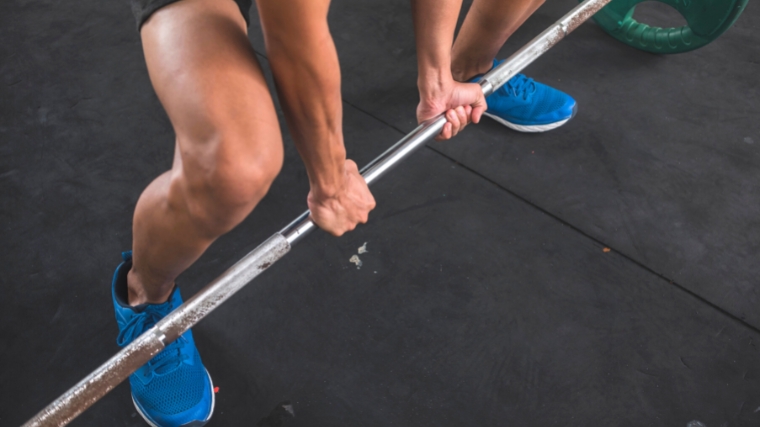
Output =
[
  {"x1": 451, "y1": 58, "x2": 493, "y2": 82},
  {"x1": 127, "y1": 268, "x2": 173, "y2": 306}
]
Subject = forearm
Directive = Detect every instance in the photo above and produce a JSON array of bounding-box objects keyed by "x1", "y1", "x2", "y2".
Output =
[
  {"x1": 411, "y1": 0, "x2": 463, "y2": 94},
  {"x1": 411, "y1": 0, "x2": 486, "y2": 135},
  {"x1": 258, "y1": 0, "x2": 346, "y2": 198}
]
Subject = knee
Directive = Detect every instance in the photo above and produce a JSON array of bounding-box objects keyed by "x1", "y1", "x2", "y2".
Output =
[{"x1": 174, "y1": 132, "x2": 284, "y2": 237}]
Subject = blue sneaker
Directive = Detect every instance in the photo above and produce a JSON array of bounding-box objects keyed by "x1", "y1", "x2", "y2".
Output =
[
  {"x1": 474, "y1": 59, "x2": 577, "y2": 133},
  {"x1": 112, "y1": 251, "x2": 214, "y2": 427}
]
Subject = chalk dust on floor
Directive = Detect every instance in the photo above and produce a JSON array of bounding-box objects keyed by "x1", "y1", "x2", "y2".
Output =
[
  {"x1": 349, "y1": 242, "x2": 368, "y2": 269},
  {"x1": 349, "y1": 255, "x2": 362, "y2": 269}
]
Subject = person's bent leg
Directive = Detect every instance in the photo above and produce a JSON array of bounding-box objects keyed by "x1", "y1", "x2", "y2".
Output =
[
  {"x1": 112, "y1": 1, "x2": 282, "y2": 426},
  {"x1": 451, "y1": 0, "x2": 577, "y2": 133},
  {"x1": 451, "y1": 0, "x2": 544, "y2": 81},
  {"x1": 129, "y1": 0, "x2": 283, "y2": 306}
]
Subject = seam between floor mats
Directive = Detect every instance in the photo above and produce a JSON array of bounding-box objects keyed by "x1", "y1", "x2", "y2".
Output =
[
  {"x1": 428, "y1": 147, "x2": 760, "y2": 336},
  {"x1": 252, "y1": 51, "x2": 760, "y2": 336},
  {"x1": 342, "y1": 99, "x2": 410, "y2": 136}
]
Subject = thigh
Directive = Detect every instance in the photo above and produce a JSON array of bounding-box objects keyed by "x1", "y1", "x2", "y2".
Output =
[{"x1": 139, "y1": 0, "x2": 282, "y2": 170}]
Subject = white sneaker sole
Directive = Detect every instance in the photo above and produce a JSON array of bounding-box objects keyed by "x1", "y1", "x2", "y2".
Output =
[
  {"x1": 484, "y1": 106, "x2": 575, "y2": 133},
  {"x1": 132, "y1": 368, "x2": 216, "y2": 427}
]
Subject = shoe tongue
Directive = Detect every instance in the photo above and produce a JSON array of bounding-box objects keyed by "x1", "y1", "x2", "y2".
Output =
[
  {"x1": 150, "y1": 337, "x2": 183, "y2": 374},
  {"x1": 135, "y1": 302, "x2": 184, "y2": 374},
  {"x1": 117, "y1": 301, "x2": 173, "y2": 346},
  {"x1": 152, "y1": 345, "x2": 183, "y2": 374},
  {"x1": 124, "y1": 289, "x2": 183, "y2": 373}
]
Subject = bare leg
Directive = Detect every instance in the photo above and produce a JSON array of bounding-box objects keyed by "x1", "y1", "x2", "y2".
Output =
[
  {"x1": 451, "y1": 0, "x2": 545, "y2": 82},
  {"x1": 127, "y1": 0, "x2": 284, "y2": 305}
]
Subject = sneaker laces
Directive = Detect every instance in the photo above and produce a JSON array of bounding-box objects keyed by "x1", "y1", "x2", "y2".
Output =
[
  {"x1": 500, "y1": 74, "x2": 537, "y2": 100},
  {"x1": 117, "y1": 305, "x2": 189, "y2": 374}
]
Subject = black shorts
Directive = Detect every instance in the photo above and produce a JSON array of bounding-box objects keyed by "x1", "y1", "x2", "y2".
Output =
[{"x1": 130, "y1": 0, "x2": 253, "y2": 30}]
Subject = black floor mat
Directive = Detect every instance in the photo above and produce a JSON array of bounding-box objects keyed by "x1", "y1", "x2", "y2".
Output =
[{"x1": 2, "y1": 1, "x2": 759, "y2": 426}]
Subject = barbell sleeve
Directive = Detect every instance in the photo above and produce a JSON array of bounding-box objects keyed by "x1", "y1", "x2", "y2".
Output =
[{"x1": 21, "y1": 0, "x2": 611, "y2": 425}]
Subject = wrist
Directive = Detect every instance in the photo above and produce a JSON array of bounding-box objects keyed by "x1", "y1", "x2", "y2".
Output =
[
  {"x1": 417, "y1": 66, "x2": 454, "y2": 97},
  {"x1": 310, "y1": 181, "x2": 343, "y2": 200},
  {"x1": 308, "y1": 155, "x2": 346, "y2": 200}
]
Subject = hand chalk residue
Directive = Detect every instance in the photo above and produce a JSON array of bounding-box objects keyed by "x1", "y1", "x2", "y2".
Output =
[
  {"x1": 349, "y1": 255, "x2": 362, "y2": 269},
  {"x1": 358, "y1": 242, "x2": 368, "y2": 254}
]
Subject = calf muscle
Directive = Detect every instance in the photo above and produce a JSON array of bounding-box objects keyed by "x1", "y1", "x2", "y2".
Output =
[{"x1": 128, "y1": 0, "x2": 282, "y2": 305}]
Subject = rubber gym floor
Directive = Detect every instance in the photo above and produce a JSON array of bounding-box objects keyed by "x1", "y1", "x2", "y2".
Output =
[{"x1": 2, "y1": 0, "x2": 759, "y2": 426}]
